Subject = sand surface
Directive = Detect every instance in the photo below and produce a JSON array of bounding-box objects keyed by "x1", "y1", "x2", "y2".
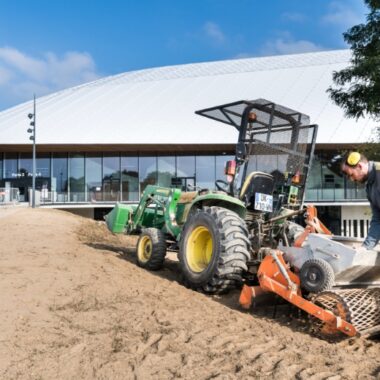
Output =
[{"x1": 0, "y1": 207, "x2": 379, "y2": 380}]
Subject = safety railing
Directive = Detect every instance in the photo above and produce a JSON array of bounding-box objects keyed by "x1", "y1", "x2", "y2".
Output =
[
  {"x1": 0, "y1": 188, "x2": 20, "y2": 204},
  {"x1": 305, "y1": 187, "x2": 367, "y2": 202},
  {"x1": 38, "y1": 191, "x2": 132, "y2": 204},
  {"x1": 21, "y1": 187, "x2": 371, "y2": 205}
]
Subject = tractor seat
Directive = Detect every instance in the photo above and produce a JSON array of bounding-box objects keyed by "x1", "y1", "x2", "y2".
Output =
[
  {"x1": 239, "y1": 171, "x2": 274, "y2": 201},
  {"x1": 178, "y1": 191, "x2": 198, "y2": 204}
]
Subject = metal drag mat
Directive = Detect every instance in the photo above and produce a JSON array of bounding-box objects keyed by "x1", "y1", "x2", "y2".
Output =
[{"x1": 311, "y1": 288, "x2": 380, "y2": 339}]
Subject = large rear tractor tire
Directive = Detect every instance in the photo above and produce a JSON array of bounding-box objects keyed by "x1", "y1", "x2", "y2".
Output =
[
  {"x1": 136, "y1": 228, "x2": 166, "y2": 270},
  {"x1": 179, "y1": 206, "x2": 250, "y2": 294}
]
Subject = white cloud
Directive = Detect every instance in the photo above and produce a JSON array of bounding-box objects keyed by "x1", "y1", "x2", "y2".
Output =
[
  {"x1": 0, "y1": 47, "x2": 46, "y2": 81},
  {"x1": 322, "y1": 0, "x2": 365, "y2": 29},
  {"x1": 44, "y1": 51, "x2": 99, "y2": 88},
  {"x1": 0, "y1": 46, "x2": 100, "y2": 110},
  {"x1": 0, "y1": 65, "x2": 13, "y2": 85},
  {"x1": 202, "y1": 22, "x2": 226, "y2": 45},
  {"x1": 260, "y1": 37, "x2": 323, "y2": 56}
]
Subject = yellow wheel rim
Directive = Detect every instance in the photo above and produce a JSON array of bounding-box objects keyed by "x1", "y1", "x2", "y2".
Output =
[
  {"x1": 186, "y1": 226, "x2": 213, "y2": 273},
  {"x1": 138, "y1": 235, "x2": 152, "y2": 263}
]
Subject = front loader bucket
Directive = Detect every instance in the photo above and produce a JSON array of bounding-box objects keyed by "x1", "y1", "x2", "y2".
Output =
[{"x1": 105, "y1": 203, "x2": 133, "y2": 233}]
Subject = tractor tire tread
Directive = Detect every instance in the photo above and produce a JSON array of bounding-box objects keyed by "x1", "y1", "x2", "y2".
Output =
[
  {"x1": 179, "y1": 206, "x2": 250, "y2": 294},
  {"x1": 136, "y1": 228, "x2": 166, "y2": 271}
]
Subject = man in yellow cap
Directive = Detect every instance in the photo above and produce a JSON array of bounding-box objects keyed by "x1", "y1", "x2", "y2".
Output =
[{"x1": 341, "y1": 151, "x2": 380, "y2": 249}]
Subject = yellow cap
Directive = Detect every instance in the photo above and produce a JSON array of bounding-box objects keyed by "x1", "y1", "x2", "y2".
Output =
[{"x1": 347, "y1": 152, "x2": 361, "y2": 166}]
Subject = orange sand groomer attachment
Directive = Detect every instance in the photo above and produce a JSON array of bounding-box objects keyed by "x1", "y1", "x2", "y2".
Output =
[{"x1": 239, "y1": 249, "x2": 358, "y2": 338}]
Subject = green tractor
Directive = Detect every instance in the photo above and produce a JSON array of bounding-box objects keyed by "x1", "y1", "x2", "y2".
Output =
[{"x1": 105, "y1": 99, "x2": 317, "y2": 294}]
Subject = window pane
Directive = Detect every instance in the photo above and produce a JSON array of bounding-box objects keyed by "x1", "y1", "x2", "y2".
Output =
[
  {"x1": 158, "y1": 156, "x2": 175, "y2": 187},
  {"x1": 305, "y1": 153, "x2": 358, "y2": 202},
  {"x1": 305, "y1": 157, "x2": 322, "y2": 201},
  {"x1": 0, "y1": 153, "x2": 2, "y2": 179},
  {"x1": 121, "y1": 156, "x2": 139, "y2": 201},
  {"x1": 37, "y1": 153, "x2": 50, "y2": 178},
  {"x1": 19, "y1": 153, "x2": 33, "y2": 177},
  {"x1": 139, "y1": 156, "x2": 157, "y2": 193},
  {"x1": 52, "y1": 153, "x2": 68, "y2": 196},
  {"x1": 18, "y1": 153, "x2": 50, "y2": 182},
  {"x1": 103, "y1": 154, "x2": 120, "y2": 201},
  {"x1": 103, "y1": 155, "x2": 120, "y2": 178},
  {"x1": 321, "y1": 161, "x2": 344, "y2": 200},
  {"x1": 86, "y1": 154, "x2": 102, "y2": 202},
  {"x1": 69, "y1": 153, "x2": 85, "y2": 201},
  {"x1": 176, "y1": 156, "x2": 195, "y2": 190},
  {"x1": 4, "y1": 153, "x2": 18, "y2": 178},
  {"x1": 196, "y1": 156, "x2": 215, "y2": 190}
]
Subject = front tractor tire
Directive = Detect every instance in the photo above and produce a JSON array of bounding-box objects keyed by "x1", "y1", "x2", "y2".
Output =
[
  {"x1": 179, "y1": 206, "x2": 250, "y2": 294},
  {"x1": 136, "y1": 228, "x2": 166, "y2": 271}
]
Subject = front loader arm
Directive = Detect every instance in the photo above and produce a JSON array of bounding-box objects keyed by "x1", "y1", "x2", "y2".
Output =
[{"x1": 131, "y1": 185, "x2": 182, "y2": 238}]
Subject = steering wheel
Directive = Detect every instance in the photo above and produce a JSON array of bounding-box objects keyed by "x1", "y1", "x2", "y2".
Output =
[{"x1": 215, "y1": 179, "x2": 230, "y2": 193}]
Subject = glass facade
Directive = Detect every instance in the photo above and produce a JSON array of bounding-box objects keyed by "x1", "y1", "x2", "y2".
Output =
[
  {"x1": 176, "y1": 156, "x2": 195, "y2": 190},
  {"x1": 121, "y1": 156, "x2": 139, "y2": 202},
  {"x1": 0, "y1": 151, "x2": 370, "y2": 204},
  {"x1": 196, "y1": 156, "x2": 215, "y2": 190},
  {"x1": 4, "y1": 153, "x2": 18, "y2": 178},
  {"x1": 37, "y1": 154, "x2": 50, "y2": 178},
  {"x1": 52, "y1": 153, "x2": 68, "y2": 201},
  {"x1": 157, "y1": 156, "x2": 176, "y2": 187},
  {"x1": 19, "y1": 153, "x2": 33, "y2": 177},
  {"x1": 13, "y1": 153, "x2": 50, "y2": 179},
  {"x1": 86, "y1": 154, "x2": 102, "y2": 202},
  {"x1": 305, "y1": 154, "x2": 366, "y2": 201},
  {"x1": 69, "y1": 153, "x2": 85, "y2": 202},
  {"x1": 103, "y1": 154, "x2": 120, "y2": 202},
  {"x1": 139, "y1": 156, "x2": 157, "y2": 193}
]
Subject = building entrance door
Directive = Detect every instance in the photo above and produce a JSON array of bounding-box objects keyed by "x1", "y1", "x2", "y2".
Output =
[{"x1": 19, "y1": 186, "x2": 27, "y2": 202}]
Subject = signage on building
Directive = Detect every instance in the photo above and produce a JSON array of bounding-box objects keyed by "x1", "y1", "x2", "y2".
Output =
[{"x1": 10, "y1": 172, "x2": 43, "y2": 178}]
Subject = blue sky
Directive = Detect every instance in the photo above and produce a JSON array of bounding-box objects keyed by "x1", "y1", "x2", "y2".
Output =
[{"x1": 0, "y1": 0, "x2": 368, "y2": 111}]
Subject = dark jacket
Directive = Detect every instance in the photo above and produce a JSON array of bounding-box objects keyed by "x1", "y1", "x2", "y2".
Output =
[{"x1": 364, "y1": 161, "x2": 380, "y2": 248}]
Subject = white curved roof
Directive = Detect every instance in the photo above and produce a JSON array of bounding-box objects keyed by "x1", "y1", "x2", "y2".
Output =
[{"x1": 0, "y1": 49, "x2": 375, "y2": 146}]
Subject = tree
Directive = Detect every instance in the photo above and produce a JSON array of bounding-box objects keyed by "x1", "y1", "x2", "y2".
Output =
[{"x1": 328, "y1": 0, "x2": 380, "y2": 120}]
